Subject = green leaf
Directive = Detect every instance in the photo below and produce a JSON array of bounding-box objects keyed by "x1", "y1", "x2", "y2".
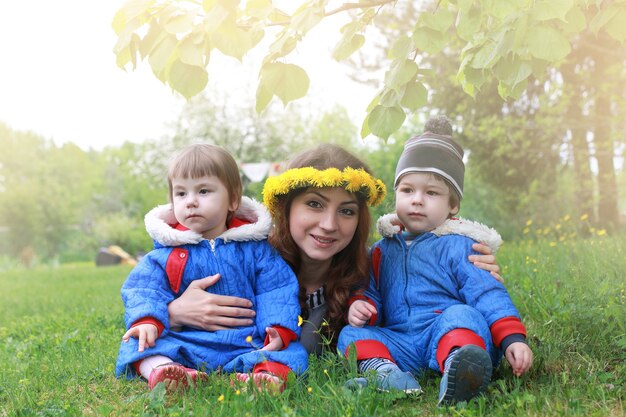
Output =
[
  {"x1": 470, "y1": 28, "x2": 512, "y2": 69},
  {"x1": 178, "y1": 35, "x2": 206, "y2": 67},
  {"x1": 413, "y1": 27, "x2": 447, "y2": 54},
  {"x1": 259, "y1": 62, "x2": 310, "y2": 106},
  {"x1": 290, "y1": 6, "x2": 324, "y2": 34},
  {"x1": 368, "y1": 105, "x2": 406, "y2": 140},
  {"x1": 267, "y1": 31, "x2": 298, "y2": 61},
  {"x1": 384, "y1": 59, "x2": 419, "y2": 91},
  {"x1": 148, "y1": 35, "x2": 178, "y2": 81},
  {"x1": 589, "y1": 5, "x2": 620, "y2": 35},
  {"x1": 332, "y1": 33, "x2": 365, "y2": 61},
  {"x1": 164, "y1": 12, "x2": 195, "y2": 34},
  {"x1": 421, "y1": 7, "x2": 454, "y2": 32},
  {"x1": 456, "y1": 5, "x2": 482, "y2": 42},
  {"x1": 531, "y1": 0, "x2": 574, "y2": 22},
  {"x1": 493, "y1": 57, "x2": 532, "y2": 86},
  {"x1": 483, "y1": 0, "x2": 523, "y2": 19},
  {"x1": 168, "y1": 60, "x2": 208, "y2": 99},
  {"x1": 497, "y1": 79, "x2": 527, "y2": 100},
  {"x1": 360, "y1": 113, "x2": 371, "y2": 139},
  {"x1": 255, "y1": 81, "x2": 273, "y2": 113},
  {"x1": 562, "y1": 7, "x2": 587, "y2": 33},
  {"x1": 605, "y1": 6, "x2": 626, "y2": 42},
  {"x1": 400, "y1": 81, "x2": 428, "y2": 111},
  {"x1": 388, "y1": 36, "x2": 413, "y2": 60},
  {"x1": 527, "y1": 25, "x2": 571, "y2": 61},
  {"x1": 379, "y1": 88, "x2": 401, "y2": 107},
  {"x1": 246, "y1": 0, "x2": 273, "y2": 19},
  {"x1": 212, "y1": 20, "x2": 255, "y2": 60},
  {"x1": 112, "y1": 0, "x2": 155, "y2": 35}
]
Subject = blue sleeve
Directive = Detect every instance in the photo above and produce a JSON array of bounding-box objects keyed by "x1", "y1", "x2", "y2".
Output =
[
  {"x1": 252, "y1": 241, "x2": 301, "y2": 337},
  {"x1": 120, "y1": 250, "x2": 175, "y2": 330},
  {"x1": 363, "y1": 243, "x2": 384, "y2": 324},
  {"x1": 452, "y1": 237, "x2": 521, "y2": 326}
]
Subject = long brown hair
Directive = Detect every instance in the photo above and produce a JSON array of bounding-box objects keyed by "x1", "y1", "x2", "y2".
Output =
[{"x1": 268, "y1": 144, "x2": 372, "y2": 347}]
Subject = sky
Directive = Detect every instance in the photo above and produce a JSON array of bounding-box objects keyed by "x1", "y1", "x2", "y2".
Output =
[{"x1": 0, "y1": 1, "x2": 376, "y2": 151}]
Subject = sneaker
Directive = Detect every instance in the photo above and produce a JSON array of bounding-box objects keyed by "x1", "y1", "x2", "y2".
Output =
[
  {"x1": 234, "y1": 372, "x2": 285, "y2": 394},
  {"x1": 437, "y1": 345, "x2": 492, "y2": 405},
  {"x1": 148, "y1": 362, "x2": 208, "y2": 393},
  {"x1": 344, "y1": 369, "x2": 422, "y2": 395}
]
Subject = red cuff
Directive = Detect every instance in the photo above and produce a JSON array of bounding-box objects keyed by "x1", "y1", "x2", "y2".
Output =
[
  {"x1": 344, "y1": 339, "x2": 395, "y2": 362},
  {"x1": 346, "y1": 295, "x2": 378, "y2": 325},
  {"x1": 490, "y1": 317, "x2": 526, "y2": 347},
  {"x1": 253, "y1": 361, "x2": 292, "y2": 380},
  {"x1": 131, "y1": 317, "x2": 165, "y2": 338},
  {"x1": 264, "y1": 325, "x2": 297, "y2": 350},
  {"x1": 436, "y1": 328, "x2": 486, "y2": 372}
]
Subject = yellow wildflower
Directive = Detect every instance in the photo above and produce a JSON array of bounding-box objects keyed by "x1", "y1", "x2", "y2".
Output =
[
  {"x1": 555, "y1": 224, "x2": 561, "y2": 230},
  {"x1": 563, "y1": 214, "x2": 571, "y2": 222},
  {"x1": 218, "y1": 394, "x2": 224, "y2": 402},
  {"x1": 526, "y1": 219, "x2": 533, "y2": 226},
  {"x1": 523, "y1": 227, "x2": 530, "y2": 234},
  {"x1": 307, "y1": 387, "x2": 313, "y2": 393},
  {"x1": 549, "y1": 242, "x2": 557, "y2": 247},
  {"x1": 580, "y1": 213, "x2": 589, "y2": 221},
  {"x1": 298, "y1": 315, "x2": 303, "y2": 327},
  {"x1": 597, "y1": 229, "x2": 607, "y2": 236}
]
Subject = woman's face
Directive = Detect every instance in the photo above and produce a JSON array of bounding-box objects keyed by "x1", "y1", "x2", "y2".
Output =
[{"x1": 289, "y1": 187, "x2": 360, "y2": 264}]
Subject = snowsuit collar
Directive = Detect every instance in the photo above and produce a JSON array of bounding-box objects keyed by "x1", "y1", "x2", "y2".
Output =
[
  {"x1": 144, "y1": 196, "x2": 272, "y2": 247},
  {"x1": 376, "y1": 213, "x2": 502, "y2": 253}
]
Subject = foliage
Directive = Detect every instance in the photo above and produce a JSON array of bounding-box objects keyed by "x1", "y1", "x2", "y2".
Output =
[
  {"x1": 112, "y1": 0, "x2": 626, "y2": 141},
  {"x1": 1, "y1": 234, "x2": 625, "y2": 416}
]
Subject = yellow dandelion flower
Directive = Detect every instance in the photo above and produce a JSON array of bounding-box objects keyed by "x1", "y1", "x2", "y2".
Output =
[
  {"x1": 559, "y1": 235, "x2": 566, "y2": 242},
  {"x1": 580, "y1": 213, "x2": 589, "y2": 221},
  {"x1": 307, "y1": 387, "x2": 313, "y2": 393},
  {"x1": 218, "y1": 394, "x2": 224, "y2": 402},
  {"x1": 590, "y1": 227, "x2": 596, "y2": 233},
  {"x1": 555, "y1": 224, "x2": 561, "y2": 230},
  {"x1": 549, "y1": 242, "x2": 557, "y2": 247},
  {"x1": 298, "y1": 315, "x2": 303, "y2": 327},
  {"x1": 526, "y1": 219, "x2": 533, "y2": 226},
  {"x1": 542, "y1": 227, "x2": 551, "y2": 235},
  {"x1": 597, "y1": 229, "x2": 607, "y2": 236},
  {"x1": 246, "y1": 335, "x2": 253, "y2": 343},
  {"x1": 235, "y1": 390, "x2": 241, "y2": 396},
  {"x1": 324, "y1": 369, "x2": 329, "y2": 375},
  {"x1": 563, "y1": 214, "x2": 571, "y2": 222},
  {"x1": 523, "y1": 227, "x2": 530, "y2": 234}
]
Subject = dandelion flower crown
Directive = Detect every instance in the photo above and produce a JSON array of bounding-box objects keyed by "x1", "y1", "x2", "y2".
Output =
[{"x1": 262, "y1": 166, "x2": 387, "y2": 215}]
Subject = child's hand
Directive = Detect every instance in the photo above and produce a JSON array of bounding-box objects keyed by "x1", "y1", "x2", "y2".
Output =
[
  {"x1": 122, "y1": 324, "x2": 158, "y2": 352},
  {"x1": 261, "y1": 327, "x2": 284, "y2": 351},
  {"x1": 505, "y1": 342, "x2": 533, "y2": 376},
  {"x1": 348, "y1": 300, "x2": 377, "y2": 327}
]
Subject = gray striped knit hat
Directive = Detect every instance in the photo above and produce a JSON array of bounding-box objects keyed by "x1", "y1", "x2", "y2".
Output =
[{"x1": 394, "y1": 124, "x2": 465, "y2": 198}]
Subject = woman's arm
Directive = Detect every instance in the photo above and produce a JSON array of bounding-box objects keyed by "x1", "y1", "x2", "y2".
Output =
[
  {"x1": 469, "y1": 243, "x2": 503, "y2": 283},
  {"x1": 168, "y1": 274, "x2": 256, "y2": 331}
]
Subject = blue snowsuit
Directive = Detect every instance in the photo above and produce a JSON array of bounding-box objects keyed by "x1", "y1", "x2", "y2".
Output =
[
  {"x1": 116, "y1": 197, "x2": 308, "y2": 378},
  {"x1": 338, "y1": 215, "x2": 525, "y2": 374}
]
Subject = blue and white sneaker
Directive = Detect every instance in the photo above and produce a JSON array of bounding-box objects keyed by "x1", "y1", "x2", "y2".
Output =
[
  {"x1": 345, "y1": 369, "x2": 422, "y2": 395},
  {"x1": 437, "y1": 345, "x2": 492, "y2": 405}
]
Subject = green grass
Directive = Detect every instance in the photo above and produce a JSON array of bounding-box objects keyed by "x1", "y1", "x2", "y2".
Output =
[{"x1": 1, "y1": 236, "x2": 624, "y2": 416}]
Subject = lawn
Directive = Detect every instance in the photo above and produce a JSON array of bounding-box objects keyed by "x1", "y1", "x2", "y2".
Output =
[{"x1": 0, "y1": 235, "x2": 624, "y2": 416}]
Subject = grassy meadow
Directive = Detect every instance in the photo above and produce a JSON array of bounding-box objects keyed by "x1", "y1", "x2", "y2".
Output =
[{"x1": 0, "y1": 234, "x2": 624, "y2": 416}]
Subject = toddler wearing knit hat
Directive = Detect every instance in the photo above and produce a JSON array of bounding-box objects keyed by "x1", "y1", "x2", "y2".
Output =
[{"x1": 339, "y1": 115, "x2": 533, "y2": 406}]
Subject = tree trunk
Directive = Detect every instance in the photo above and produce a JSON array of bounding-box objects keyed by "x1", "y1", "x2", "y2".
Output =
[
  {"x1": 593, "y1": 55, "x2": 619, "y2": 231},
  {"x1": 562, "y1": 62, "x2": 595, "y2": 223}
]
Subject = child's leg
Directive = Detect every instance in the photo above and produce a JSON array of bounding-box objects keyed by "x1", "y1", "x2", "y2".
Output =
[
  {"x1": 234, "y1": 361, "x2": 291, "y2": 393},
  {"x1": 431, "y1": 305, "x2": 494, "y2": 405},
  {"x1": 136, "y1": 355, "x2": 208, "y2": 392},
  {"x1": 343, "y1": 340, "x2": 422, "y2": 395}
]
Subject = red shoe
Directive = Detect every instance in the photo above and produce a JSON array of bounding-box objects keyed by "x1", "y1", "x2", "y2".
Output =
[
  {"x1": 234, "y1": 372, "x2": 285, "y2": 394},
  {"x1": 148, "y1": 363, "x2": 207, "y2": 393}
]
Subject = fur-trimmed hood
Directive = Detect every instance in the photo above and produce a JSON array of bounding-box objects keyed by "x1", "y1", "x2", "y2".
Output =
[
  {"x1": 144, "y1": 196, "x2": 272, "y2": 247},
  {"x1": 376, "y1": 213, "x2": 502, "y2": 253}
]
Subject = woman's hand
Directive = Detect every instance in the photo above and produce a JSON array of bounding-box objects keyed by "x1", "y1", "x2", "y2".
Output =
[
  {"x1": 469, "y1": 243, "x2": 503, "y2": 283},
  {"x1": 168, "y1": 274, "x2": 256, "y2": 331}
]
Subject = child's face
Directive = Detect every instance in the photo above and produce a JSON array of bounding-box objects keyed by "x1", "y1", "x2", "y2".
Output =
[
  {"x1": 171, "y1": 175, "x2": 236, "y2": 240},
  {"x1": 395, "y1": 172, "x2": 458, "y2": 234},
  {"x1": 288, "y1": 187, "x2": 360, "y2": 265}
]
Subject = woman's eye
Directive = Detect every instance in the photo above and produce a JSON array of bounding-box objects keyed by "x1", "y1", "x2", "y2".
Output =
[
  {"x1": 340, "y1": 208, "x2": 356, "y2": 216},
  {"x1": 306, "y1": 200, "x2": 322, "y2": 208}
]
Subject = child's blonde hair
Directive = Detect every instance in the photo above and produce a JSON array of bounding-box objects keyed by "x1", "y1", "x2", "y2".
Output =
[{"x1": 167, "y1": 144, "x2": 242, "y2": 211}]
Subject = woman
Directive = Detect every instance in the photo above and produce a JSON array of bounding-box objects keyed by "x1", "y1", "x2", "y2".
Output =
[{"x1": 166, "y1": 144, "x2": 501, "y2": 354}]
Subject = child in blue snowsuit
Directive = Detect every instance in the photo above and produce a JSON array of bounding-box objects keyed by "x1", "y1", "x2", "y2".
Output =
[
  {"x1": 116, "y1": 144, "x2": 307, "y2": 393},
  {"x1": 338, "y1": 117, "x2": 533, "y2": 405}
]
